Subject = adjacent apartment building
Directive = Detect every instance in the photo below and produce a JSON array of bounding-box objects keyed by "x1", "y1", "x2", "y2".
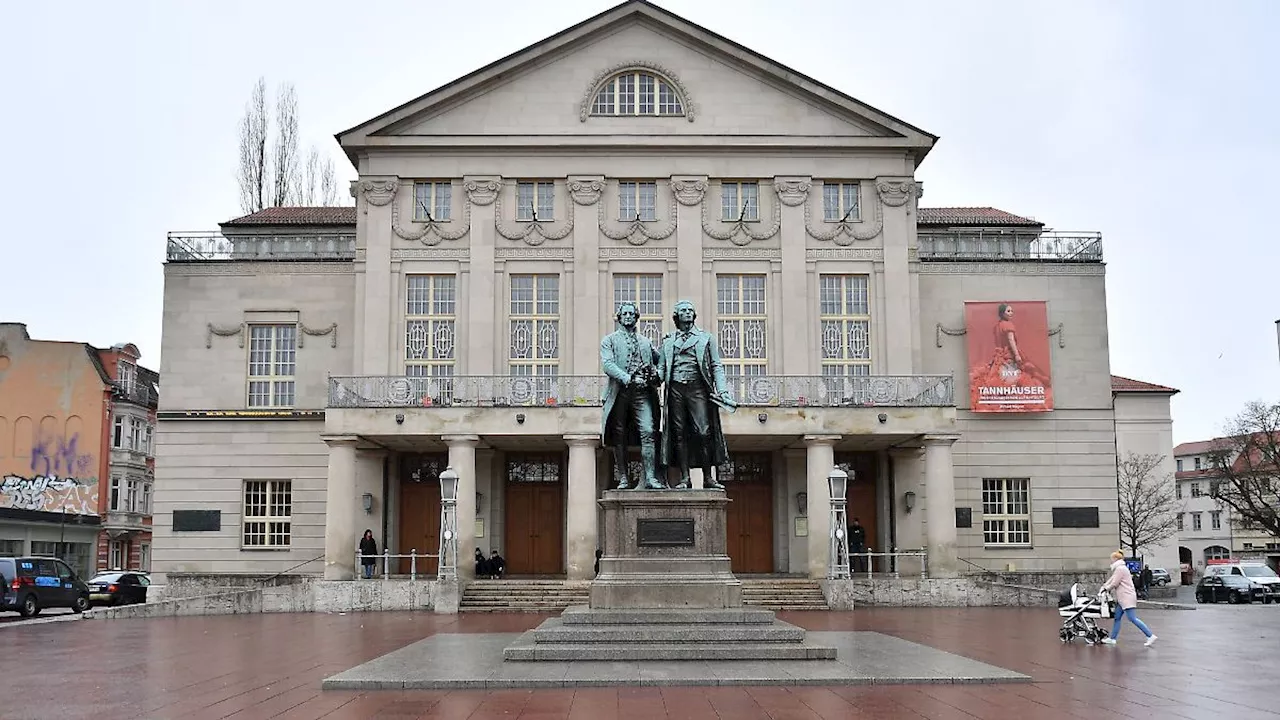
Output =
[
  {"x1": 1174, "y1": 438, "x2": 1280, "y2": 579},
  {"x1": 0, "y1": 323, "x2": 158, "y2": 577},
  {"x1": 151, "y1": 0, "x2": 1174, "y2": 586}
]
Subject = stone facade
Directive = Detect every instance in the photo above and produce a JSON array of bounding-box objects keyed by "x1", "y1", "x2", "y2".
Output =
[{"x1": 150, "y1": 1, "x2": 1170, "y2": 593}]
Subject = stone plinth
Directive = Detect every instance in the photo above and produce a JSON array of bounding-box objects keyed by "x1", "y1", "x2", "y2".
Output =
[{"x1": 590, "y1": 489, "x2": 742, "y2": 609}]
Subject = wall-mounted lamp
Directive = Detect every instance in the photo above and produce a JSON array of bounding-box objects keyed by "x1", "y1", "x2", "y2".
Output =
[
  {"x1": 515, "y1": 413, "x2": 526, "y2": 424},
  {"x1": 903, "y1": 490, "x2": 916, "y2": 512},
  {"x1": 877, "y1": 413, "x2": 888, "y2": 424},
  {"x1": 361, "y1": 492, "x2": 374, "y2": 514},
  {"x1": 796, "y1": 491, "x2": 808, "y2": 516},
  {"x1": 757, "y1": 412, "x2": 768, "y2": 424},
  {"x1": 395, "y1": 413, "x2": 405, "y2": 425},
  {"x1": 476, "y1": 492, "x2": 484, "y2": 512}
]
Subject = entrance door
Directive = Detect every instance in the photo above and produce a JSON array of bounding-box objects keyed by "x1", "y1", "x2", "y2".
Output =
[
  {"x1": 398, "y1": 454, "x2": 446, "y2": 575},
  {"x1": 723, "y1": 453, "x2": 774, "y2": 574},
  {"x1": 836, "y1": 452, "x2": 879, "y2": 566},
  {"x1": 504, "y1": 452, "x2": 565, "y2": 575}
]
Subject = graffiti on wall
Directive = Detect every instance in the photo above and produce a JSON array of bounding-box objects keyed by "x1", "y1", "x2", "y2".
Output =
[
  {"x1": 0, "y1": 474, "x2": 98, "y2": 514},
  {"x1": 30, "y1": 430, "x2": 95, "y2": 478}
]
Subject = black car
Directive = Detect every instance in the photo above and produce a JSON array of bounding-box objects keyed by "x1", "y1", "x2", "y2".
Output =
[
  {"x1": 1196, "y1": 574, "x2": 1265, "y2": 604},
  {"x1": 87, "y1": 572, "x2": 150, "y2": 607},
  {"x1": 0, "y1": 556, "x2": 92, "y2": 617}
]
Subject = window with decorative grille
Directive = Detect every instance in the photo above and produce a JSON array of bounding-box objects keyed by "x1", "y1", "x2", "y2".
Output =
[
  {"x1": 716, "y1": 275, "x2": 767, "y2": 379},
  {"x1": 819, "y1": 275, "x2": 871, "y2": 378},
  {"x1": 510, "y1": 275, "x2": 560, "y2": 401},
  {"x1": 612, "y1": 274, "x2": 664, "y2": 346},
  {"x1": 247, "y1": 324, "x2": 296, "y2": 408},
  {"x1": 405, "y1": 275, "x2": 456, "y2": 402}
]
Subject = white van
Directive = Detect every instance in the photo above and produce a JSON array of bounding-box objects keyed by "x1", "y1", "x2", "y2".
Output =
[{"x1": 1205, "y1": 563, "x2": 1280, "y2": 603}]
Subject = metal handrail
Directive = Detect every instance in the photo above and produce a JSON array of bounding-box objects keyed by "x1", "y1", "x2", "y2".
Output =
[
  {"x1": 957, "y1": 555, "x2": 1000, "y2": 579},
  {"x1": 847, "y1": 548, "x2": 929, "y2": 578},
  {"x1": 355, "y1": 549, "x2": 441, "y2": 581},
  {"x1": 256, "y1": 553, "x2": 324, "y2": 586}
]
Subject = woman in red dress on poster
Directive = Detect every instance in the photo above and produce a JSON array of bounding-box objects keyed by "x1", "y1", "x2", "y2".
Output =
[{"x1": 969, "y1": 303, "x2": 1053, "y2": 409}]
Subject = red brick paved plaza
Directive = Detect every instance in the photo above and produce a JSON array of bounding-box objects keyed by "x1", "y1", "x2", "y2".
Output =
[{"x1": 3, "y1": 605, "x2": 1277, "y2": 719}]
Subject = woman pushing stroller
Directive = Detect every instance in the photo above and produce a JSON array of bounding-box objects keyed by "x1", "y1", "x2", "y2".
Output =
[{"x1": 1100, "y1": 550, "x2": 1158, "y2": 647}]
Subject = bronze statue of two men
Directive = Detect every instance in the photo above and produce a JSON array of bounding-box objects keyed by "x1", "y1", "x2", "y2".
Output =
[{"x1": 601, "y1": 300, "x2": 737, "y2": 491}]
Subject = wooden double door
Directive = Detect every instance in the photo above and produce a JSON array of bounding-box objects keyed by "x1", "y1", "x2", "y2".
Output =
[
  {"x1": 398, "y1": 454, "x2": 445, "y2": 575},
  {"x1": 723, "y1": 452, "x2": 775, "y2": 574},
  {"x1": 504, "y1": 452, "x2": 565, "y2": 576}
]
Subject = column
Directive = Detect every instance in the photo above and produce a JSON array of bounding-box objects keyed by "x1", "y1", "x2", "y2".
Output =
[
  {"x1": 464, "y1": 177, "x2": 501, "y2": 374},
  {"x1": 922, "y1": 434, "x2": 961, "y2": 578},
  {"x1": 354, "y1": 448, "x2": 387, "y2": 552},
  {"x1": 875, "y1": 178, "x2": 920, "y2": 374},
  {"x1": 804, "y1": 434, "x2": 840, "y2": 579},
  {"x1": 444, "y1": 434, "x2": 480, "y2": 581},
  {"x1": 564, "y1": 434, "x2": 600, "y2": 580},
  {"x1": 889, "y1": 446, "x2": 924, "y2": 575},
  {"x1": 323, "y1": 436, "x2": 359, "y2": 580},
  {"x1": 671, "y1": 175, "x2": 707, "y2": 305},
  {"x1": 775, "y1": 177, "x2": 811, "y2": 374},
  {"x1": 354, "y1": 177, "x2": 398, "y2": 374},
  {"x1": 569, "y1": 176, "x2": 604, "y2": 374}
]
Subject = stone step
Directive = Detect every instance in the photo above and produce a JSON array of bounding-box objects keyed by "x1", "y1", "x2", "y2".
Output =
[
  {"x1": 531, "y1": 622, "x2": 805, "y2": 644},
  {"x1": 504, "y1": 642, "x2": 837, "y2": 661},
  {"x1": 560, "y1": 606, "x2": 776, "y2": 625}
]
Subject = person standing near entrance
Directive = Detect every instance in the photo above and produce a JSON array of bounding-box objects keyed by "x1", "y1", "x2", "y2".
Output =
[
  {"x1": 658, "y1": 300, "x2": 736, "y2": 490},
  {"x1": 848, "y1": 517, "x2": 867, "y2": 572},
  {"x1": 600, "y1": 302, "x2": 663, "y2": 490},
  {"x1": 1101, "y1": 550, "x2": 1157, "y2": 646},
  {"x1": 359, "y1": 529, "x2": 378, "y2": 579}
]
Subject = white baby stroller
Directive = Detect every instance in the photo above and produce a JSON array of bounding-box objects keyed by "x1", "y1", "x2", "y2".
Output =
[{"x1": 1057, "y1": 582, "x2": 1114, "y2": 644}]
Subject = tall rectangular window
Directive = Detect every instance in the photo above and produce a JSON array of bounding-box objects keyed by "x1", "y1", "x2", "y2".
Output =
[
  {"x1": 1192, "y1": 512, "x2": 1202, "y2": 531},
  {"x1": 1176, "y1": 458, "x2": 1184, "y2": 472},
  {"x1": 720, "y1": 182, "x2": 759, "y2": 222},
  {"x1": 819, "y1": 275, "x2": 871, "y2": 377},
  {"x1": 129, "y1": 417, "x2": 145, "y2": 452},
  {"x1": 112, "y1": 416, "x2": 124, "y2": 449},
  {"x1": 1211, "y1": 511, "x2": 1222, "y2": 530},
  {"x1": 247, "y1": 325, "x2": 297, "y2": 408},
  {"x1": 618, "y1": 181, "x2": 657, "y2": 221},
  {"x1": 243, "y1": 480, "x2": 292, "y2": 548},
  {"x1": 405, "y1": 275, "x2": 457, "y2": 390},
  {"x1": 822, "y1": 182, "x2": 861, "y2": 222},
  {"x1": 142, "y1": 481, "x2": 152, "y2": 515},
  {"x1": 109, "y1": 541, "x2": 123, "y2": 570},
  {"x1": 509, "y1": 275, "x2": 560, "y2": 400},
  {"x1": 516, "y1": 181, "x2": 555, "y2": 221},
  {"x1": 126, "y1": 478, "x2": 139, "y2": 512},
  {"x1": 716, "y1": 275, "x2": 767, "y2": 379},
  {"x1": 109, "y1": 476, "x2": 121, "y2": 512},
  {"x1": 613, "y1": 274, "x2": 664, "y2": 346},
  {"x1": 982, "y1": 478, "x2": 1031, "y2": 546},
  {"x1": 1190, "y1": 482, "x2": 1201, "y2": 498},
  {"x1": 139, "y1": 543, "x2": 151, "y2": 572},
  {"x1": 117, "y1": 361, "x2": 136, "y2": 393},
  {"x1": 1177, "y1": 513, "x2": 1184, "y2": 531},
  {"x1": 413, "y1": 181, "x2": 452, "y2": 221}
]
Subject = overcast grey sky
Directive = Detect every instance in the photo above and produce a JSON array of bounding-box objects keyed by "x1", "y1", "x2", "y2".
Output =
[{"x1": 1, "y1": 0, "x2": 1275, "y2": 444}]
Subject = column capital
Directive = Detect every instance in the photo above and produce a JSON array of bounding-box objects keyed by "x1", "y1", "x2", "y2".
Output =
[
  {"x1": 670, "y1": 175, "x2": 709, "y2": 206},
  {"x1": 802, "y1": 434, "x2": 842, "y2": 447},
  {"x1": 442, "y1": 434, "x2": 481, "y2": 448},
  {"x1": 563, "y1": 434, "x2": 601, "y2": 447},
  {"x1": 921, "y1": 434, "x2": 961, "y2": 447},
  {"x1": 773, "y1": 176, "x2": 812, "y2": 206},
  {"x1": 321, "y1": 435, "x2": 360, "y2": 448},
  {"x1": 462, "y1": 176, "x2": 502, "y2": 206}
]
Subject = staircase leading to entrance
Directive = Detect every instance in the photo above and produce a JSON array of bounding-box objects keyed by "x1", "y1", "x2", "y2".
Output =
[
  {"x1": 460, "y1": 579, "x2": 591, "y2": 613},
  {"x1": 740, "y1": 578, "x2": 830, "y2": 611}
]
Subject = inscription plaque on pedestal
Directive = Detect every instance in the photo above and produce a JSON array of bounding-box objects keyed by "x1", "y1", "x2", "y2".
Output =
[{"x1": 637, "y1": 518, "x2": 695, "y2": 547}]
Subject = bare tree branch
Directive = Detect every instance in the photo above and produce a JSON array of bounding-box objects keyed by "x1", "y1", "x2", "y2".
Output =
[
  {"x1": 236, "y1": 77, "x2": 268, "y2": 214},
  {"x1": 297, "y1": 146, "x2": 320, "y2": 206},
  {"x1": 1116, "y1": 452, "x2": 1182, "y2": 560},
  {"x1": 319, "y1": 155, "x2": 338, "y2": 206},
  {"x1": 1208, "y1": 401, "x2": 1280, "y2": 538},
  {"x1": 272, "y1": 82, "x2": 299, "y2": 207}
]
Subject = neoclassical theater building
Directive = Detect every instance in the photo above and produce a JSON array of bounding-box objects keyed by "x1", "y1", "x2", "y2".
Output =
[{"x1": 152, "y1": 1, "x2": 1170, "y2": 586}]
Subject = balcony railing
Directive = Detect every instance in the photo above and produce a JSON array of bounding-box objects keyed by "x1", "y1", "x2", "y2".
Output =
[
  {"x1": 918, "y1": 230, "x2": 1103, "y2": 262},
  {"x1": 328, "y1": 374, "x2": 954, "y2": 409},
  {"x1": 112, "y1": 380, "x2": 159, "y2": 408},
  {"x1": 166, "y1": 231, "x2": 356, "y2": 262}
]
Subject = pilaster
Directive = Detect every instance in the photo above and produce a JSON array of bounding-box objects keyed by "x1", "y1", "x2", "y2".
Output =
[
  {"x1": 569, "y1": 176, "x2": 603, "y2": 375},
  {"x1": 875, "y1": 177, "x2": 921, "y2": 374},
  {"x1": 775, "y1": 176, "x2": 811, "y2": 375},
  {"x1": 354, "y1": 177, "x2": 397, "y2": 374},
  {"x1": 464, "y1": 176, "x2": 501, "y2": 375},
  {"x1": 671, "y1": 175, "x2": 707, "y2": 306}
]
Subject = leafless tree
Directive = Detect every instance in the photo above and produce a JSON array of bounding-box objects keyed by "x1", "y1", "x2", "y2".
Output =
[
  {"x1": 1207, "y1": 401, "x2": 1280, "y2": 538},
  {"x1": 271, "y1": 83, "x2": 300, "y2": 207},
  {"x1": 297, "y1": 146, "x2": 320, "y2": 205},
  {"x1": 1116, "y1": 452, "x2": 1182, "y2": 561},
  {"x1": 319, "y1": 154, "x2": 338, "y2": 206},
  {"x1": 236, "y1": 77, "x2": 269, "y2": 214}
]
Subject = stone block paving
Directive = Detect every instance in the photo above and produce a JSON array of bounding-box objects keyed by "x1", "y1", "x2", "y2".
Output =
[{"x1": 3, "y1": 605, "x2": 1279, "y2": 719}]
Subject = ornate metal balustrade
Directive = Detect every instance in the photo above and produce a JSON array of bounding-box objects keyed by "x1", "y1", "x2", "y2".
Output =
[
  {"x1": 918, "y1": 230, "x2": 1103, "y2": 262},
  {"x1": 328, "y1": 374, "x2": 954, "y2": 409},
  {"x1": 166, "y1": 231, "x2": 356, "y2": 261}
]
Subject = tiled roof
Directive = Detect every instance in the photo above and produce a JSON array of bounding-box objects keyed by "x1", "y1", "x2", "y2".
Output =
[
  {"x1": 1174, "y1": 439, "x2": 1224, "y2": 456},
  {"x1": 222, "y1": 206, "x2": 357, "y2": 227},
  {"x1": 1110, "y1": 375, "x2": 1180, "y2": 394},
  {"x1": 917, "y1": 207, "x2": 1043, "y2": 227}
]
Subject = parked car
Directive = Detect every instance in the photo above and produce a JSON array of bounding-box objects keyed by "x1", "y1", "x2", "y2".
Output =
[
  {"x1": 1149, "y1": 568, "x2": 1171, "y2": 586},
  {"x1": 87, "y1": 572, "x2": 150, "y2": 607},
  {"x1": 0, "y1": 556, "x2": 92, "y2": 617},
  {"x1": 1195, "y1": 574, "x2": 1266, "y2": 604},
  {"x1": 1204, "y1": 563, "x2": 1280, "y2": 603}
]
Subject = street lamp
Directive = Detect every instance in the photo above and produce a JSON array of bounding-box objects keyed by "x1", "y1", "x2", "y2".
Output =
[
  {"x1": 828, "y1": 466, "x2": 852, "y2": 579},
  {"x1": 437, "y1": 466, "x2": 459, "y2": 580}
]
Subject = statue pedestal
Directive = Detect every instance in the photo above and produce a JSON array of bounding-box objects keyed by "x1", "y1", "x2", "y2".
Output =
[{"x1": 590, "y1": 489, "x2": 742, "y2": 609}]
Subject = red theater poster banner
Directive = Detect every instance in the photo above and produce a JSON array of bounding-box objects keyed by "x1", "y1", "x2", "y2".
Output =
[{"x1": 965, "y1": 301, "x2": 1054, "y2": 413}]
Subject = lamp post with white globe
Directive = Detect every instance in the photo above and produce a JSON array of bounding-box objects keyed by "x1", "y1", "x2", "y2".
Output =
[
  {"x1": 828, "y1": 466, "x2": 852, "y2": 579},
  {"x1": 438, "y1": 466, "x2": 459, "y2": 581}
]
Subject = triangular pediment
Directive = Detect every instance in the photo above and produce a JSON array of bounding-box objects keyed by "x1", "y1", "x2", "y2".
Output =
[{"x1": 338, "y1": 1, "x2": 935, "y2": 158}]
